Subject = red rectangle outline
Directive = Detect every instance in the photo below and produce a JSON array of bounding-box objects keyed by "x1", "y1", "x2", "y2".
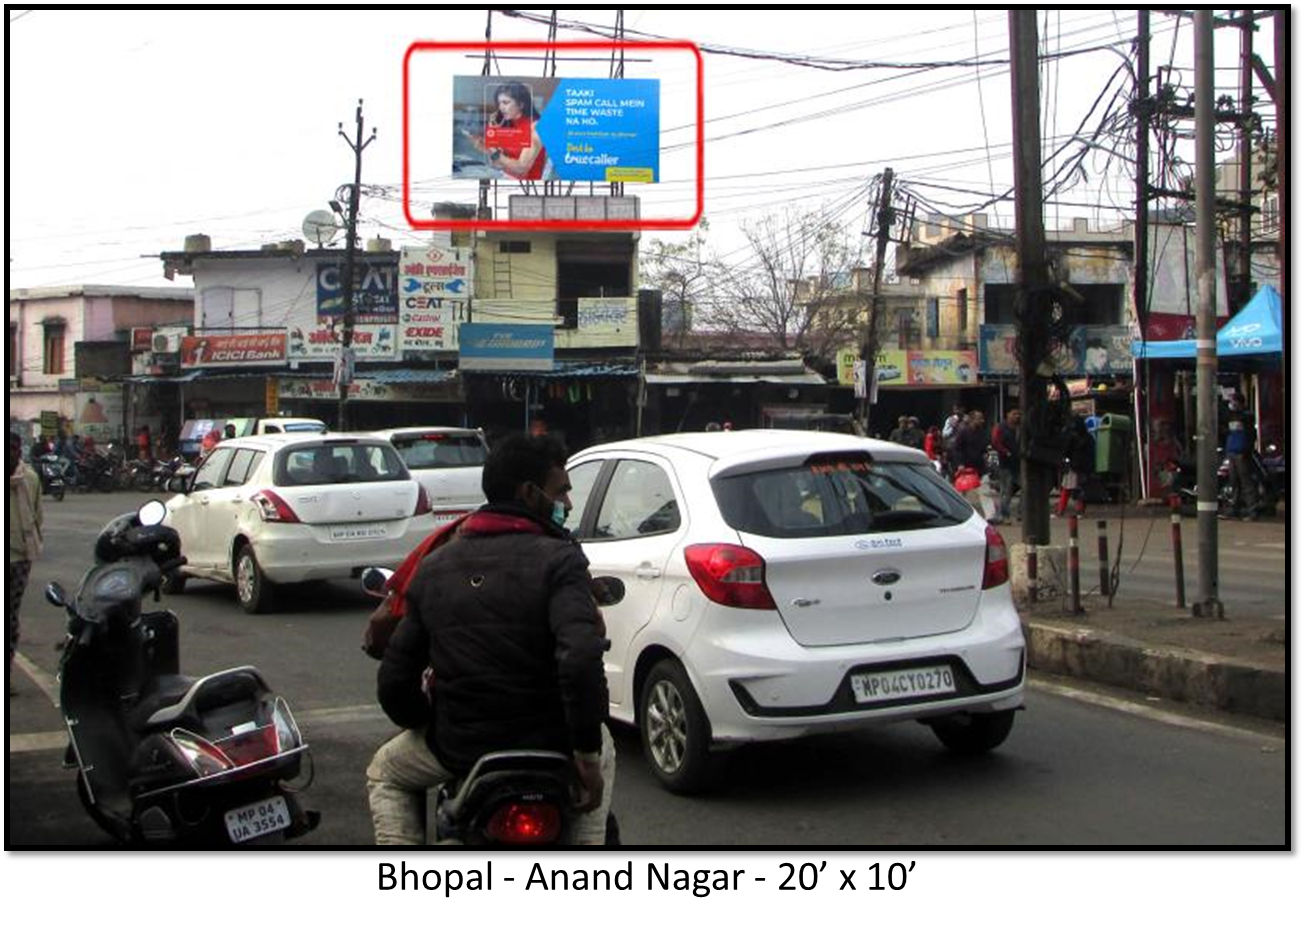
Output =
[{"x1": 403, "y1": 40, "x2": 703, "y2": 232}]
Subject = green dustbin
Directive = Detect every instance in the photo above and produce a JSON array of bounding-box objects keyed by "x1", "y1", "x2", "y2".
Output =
[{"x1": 1095, "y1": 413, "x2": 1132, "y2": 474}]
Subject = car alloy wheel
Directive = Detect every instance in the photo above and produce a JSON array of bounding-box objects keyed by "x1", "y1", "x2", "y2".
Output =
[
  {"x1": 639, "y1": 659, "x2": 721, "y2": 794},
  {"x1": 234, "y1": 545, "x2": 273, "y2": 614},
  {"x1": 645, "y1": 679, "x2": 688, "y2": 775}
]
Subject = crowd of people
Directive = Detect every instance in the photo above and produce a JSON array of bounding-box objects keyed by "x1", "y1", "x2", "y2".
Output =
[{"x1": 881, "y1": 403, "x2": 1100, "y2": 525}]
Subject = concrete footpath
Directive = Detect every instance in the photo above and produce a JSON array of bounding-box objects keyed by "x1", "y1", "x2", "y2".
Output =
[{"x1": 1009, "y1": 508, "x2": 1288, "y2": 723}]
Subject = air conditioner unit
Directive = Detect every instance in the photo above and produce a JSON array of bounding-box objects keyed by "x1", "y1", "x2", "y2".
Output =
[{"x1": 152, "y1": 332, "x2": 181, "y2": 353}]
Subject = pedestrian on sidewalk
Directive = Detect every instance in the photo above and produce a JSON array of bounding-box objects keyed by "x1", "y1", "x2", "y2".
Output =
[
  {"x1": 991, "y1": 409, "x2": 1022, "y2": 524},
  {"x1": 1055, "y1": 417, "x2": 1095, "y2": 517},
  {"x1": 8, "y1": 432, "x2": 44, "y2": 693}
]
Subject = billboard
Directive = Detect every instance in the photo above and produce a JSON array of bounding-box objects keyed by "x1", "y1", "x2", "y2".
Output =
[
  {"x1": 458, "y1": 323, "x2": 554, "y2": 372},
  {"x1": 979, "y1": 325, "x2": 1133, "y2": 376},
  {"x1": 399, "y1": 245, "x2": 472, "y2": 352},
  {"x1": 180, "y1": 332, "x2": 287, "y2": 368},
  {"x1": 316, "y1": 262, "x2": 399, "y2": 323},
  {"x1": 451, "y1": 76, "x2": 660, "y2": 184},
  {"x1": 287, "y1": 322, "x2": 397, "y2": 360}
]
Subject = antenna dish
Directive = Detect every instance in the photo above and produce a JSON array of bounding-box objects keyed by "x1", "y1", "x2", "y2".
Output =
[{"x1": 302, "y1": 209, "x2": 341, "y2": 247}]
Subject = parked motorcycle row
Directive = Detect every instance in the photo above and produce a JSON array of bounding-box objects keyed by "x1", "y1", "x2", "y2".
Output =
[{"x1": 35, "y1": 448, "x2": 195, "y2": 502}]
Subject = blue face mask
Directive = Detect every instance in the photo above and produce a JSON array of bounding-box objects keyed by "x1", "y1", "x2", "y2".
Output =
[{"x1": 532, "y1": 483, "x2": 568, "y2": 528}]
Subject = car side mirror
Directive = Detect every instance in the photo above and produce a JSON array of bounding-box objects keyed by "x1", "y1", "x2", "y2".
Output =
[
  {"x1": 45, "y1": 582, "x2": 68, "y2": 608},
  {"x1": 361, "y1": 567, "x2": 394, "y2": 598},
  {"x1": 167, "y1": 474, "x2": 190, "y2": 494},
  {"x1": 590, "y1": 576, "x2": 625, "y2": 607}
]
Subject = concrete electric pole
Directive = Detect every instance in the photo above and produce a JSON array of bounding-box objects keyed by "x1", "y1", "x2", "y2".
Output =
[{"x1": 859, "y1": 167, "x2": 894, "y2": 433}]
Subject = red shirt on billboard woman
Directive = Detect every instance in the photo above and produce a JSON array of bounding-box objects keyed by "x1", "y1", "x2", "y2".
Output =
[{"x1": 464, "y1": 82, "x2": 547, "y2": 181}]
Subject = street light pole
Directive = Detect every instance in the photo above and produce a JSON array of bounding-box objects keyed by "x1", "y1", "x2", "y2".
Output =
[{"x1": 336, "y1": 99, "x2": 377, "y2": 432}]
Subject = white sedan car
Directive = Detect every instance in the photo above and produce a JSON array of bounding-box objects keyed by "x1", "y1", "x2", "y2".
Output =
[
  {"x1": 567, "y1": 430, "x2": 1025, "y2": 793},
  {"x1": 164, "y1": 434, "x2": 433, "y2": 613}
]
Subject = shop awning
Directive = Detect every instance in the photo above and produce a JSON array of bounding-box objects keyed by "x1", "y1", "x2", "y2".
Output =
[
  {"x1": 367, "y1": 368, "x2": 459, "y2": 385},
  {"x1": 645, "y1": 359, "x2": 825, "y2": 386},
  {"x1": 1132, "y1": 285, "x2": 1282, "y2": 359}
]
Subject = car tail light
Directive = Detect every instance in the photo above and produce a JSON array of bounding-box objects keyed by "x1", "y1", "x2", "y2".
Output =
[
  {"x1": 252, "y1": 490, "x2": 300, "y2": 523},
  {"x1": 485, "y1": 801, "x2": 562, "y2": 844},
  {"x1": 414, "y1": 484, "x2": 432, "y2": 517},
  {"x1": 982, "y1": 525, "x2": 1009, "y2": 589},
  {"x1": 683, "y1": 543, "x2": 777, "y2": 610}
]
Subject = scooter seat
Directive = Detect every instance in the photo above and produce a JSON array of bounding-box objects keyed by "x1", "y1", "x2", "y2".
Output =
[
  {"x1": 129, "y1": 675, "x2": 199, "y2": 733},
  {"x1": 130, "y1": 666, "x2": 268, "y2": 733}
]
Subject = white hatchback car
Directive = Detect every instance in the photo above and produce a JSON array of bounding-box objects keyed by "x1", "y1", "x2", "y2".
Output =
[
  {"x1": 163, "y1": 434, "x2": 432, "y2": 613},
  {"x1": 566, "y1": 430, "x2": 1025, "y2": 793},
  {"x1": 372, "y1": 427, "x2": 489, "y2": 526}
]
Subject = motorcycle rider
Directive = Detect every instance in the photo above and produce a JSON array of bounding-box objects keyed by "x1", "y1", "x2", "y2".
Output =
[{"x1": 366, "y1": 434, "x2": 614, "y2": 845}]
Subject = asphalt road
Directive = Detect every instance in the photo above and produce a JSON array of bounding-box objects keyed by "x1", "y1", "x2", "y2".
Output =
[{"x1": 6, "y1": 492, "x2": 1288, "y2": 848}]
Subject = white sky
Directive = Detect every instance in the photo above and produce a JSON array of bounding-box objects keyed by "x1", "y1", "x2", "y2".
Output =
[{"x1": 8, "y1": 9, "x2": 1276, "y2": 290}]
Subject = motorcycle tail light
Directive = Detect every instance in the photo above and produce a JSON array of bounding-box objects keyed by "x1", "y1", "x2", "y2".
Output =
[
  {"x1": 272, "y1": 697, "x2": 303, "y2": 753},
  {"x1": 170, "y1": 730, "x2": 235, "y2": 777},
  {"x1": 485, "y1": 801, "x2": 562, "y2": 844},
  {"x1": 219, "y1": 724, "x2": 280, "y2": 766}
]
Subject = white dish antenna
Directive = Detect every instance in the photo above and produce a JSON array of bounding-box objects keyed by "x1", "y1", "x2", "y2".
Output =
[{"x1": 302, "y1": 209, "x2": 341, "y2": 247}]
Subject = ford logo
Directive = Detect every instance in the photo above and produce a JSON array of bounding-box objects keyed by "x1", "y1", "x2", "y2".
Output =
[{"x1": 872, "y1": 569, "x2": 902, "y2": 586}]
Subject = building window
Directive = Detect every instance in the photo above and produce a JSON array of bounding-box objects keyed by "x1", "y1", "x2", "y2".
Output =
[
  {"x1": 43, "y1": 322, "x2": 66, "y2": 375},
  {"x1": 957, "y1": 288, "x2": 968, "y2": 334},
  {"x1": 983, "y1": 282, "x2": 1122, "y2": 326},
  {"x1": 498, "y1": 241, "x2": 531, "y2": 254},
  {"x1": 926, "y1": 297, "x2": 939, "y2": 339},
  {"x1": 8, "y1": 323, "x2": 16, "y2": 379},
  {"x1": 556, "y1": 239, "x2": 634, "y2": 330}
]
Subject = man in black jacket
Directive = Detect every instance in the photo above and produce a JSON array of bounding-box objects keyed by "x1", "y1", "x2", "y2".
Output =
[{"x1": 366, "y1": 434, "x2": 613, "y2": 844}]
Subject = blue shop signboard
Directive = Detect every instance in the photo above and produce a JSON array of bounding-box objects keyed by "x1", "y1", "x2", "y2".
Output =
[{"x1": 458, "y1": 323, "x2": 554, "y2": 372}]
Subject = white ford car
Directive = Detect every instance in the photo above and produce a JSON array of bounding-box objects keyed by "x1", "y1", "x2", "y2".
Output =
[
  {"x1": 163, "y1": 434, "x2": 432, "y2": 613},
  {"x1": 566, "y1": 430, "x2": 1026, "y2": 793}
]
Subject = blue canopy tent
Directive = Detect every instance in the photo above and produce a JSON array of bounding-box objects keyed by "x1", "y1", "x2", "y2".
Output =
[{"x1": 1131, "y1": 285, "x2": 1283, "y2": 360}]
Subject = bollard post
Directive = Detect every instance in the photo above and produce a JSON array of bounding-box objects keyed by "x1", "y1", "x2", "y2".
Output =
[
  {"x1": 1169, "y1": 494, "x2": 1186, "y2": 609},
  {"x1": 1026, "y1": 546, "x2": 1038, "y2": 604},
  {"x1": 1067, "y1": 500, "x2": 1083, "y2": 614},
  {"x1": 1097, "y1": 519, "x2": 1111, "y2": 605}
]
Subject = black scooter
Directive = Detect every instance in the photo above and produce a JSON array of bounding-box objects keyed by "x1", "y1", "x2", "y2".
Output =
[
  {"x1": 47, "y1": 500, "x2": 319, "y2": 846},
  {"x1": 360, "y1": 566, "x2": 622, "y2": 846},
  {"x1": 35, "y1": 453, "x2": 67, "y2": 501}
]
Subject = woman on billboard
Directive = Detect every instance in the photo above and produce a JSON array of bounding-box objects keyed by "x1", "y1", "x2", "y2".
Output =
[{"x1": 462, "y1": 82, "x2": 549, "y2": 181}]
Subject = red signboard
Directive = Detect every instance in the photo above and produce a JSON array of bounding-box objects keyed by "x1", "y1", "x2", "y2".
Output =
[
  {"x1": 130, "y1": 328, "x2": 154, "y2": 352},
  {"x1": 180, "y1": 332, "x2": 287, "y2": 368}
]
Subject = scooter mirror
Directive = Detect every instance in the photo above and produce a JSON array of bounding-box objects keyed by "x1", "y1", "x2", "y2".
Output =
[
  {"x1": 45, "y1": 582, "x2": 68, "y2": 608},
  {"x1": 360, "y1": 567, "x2": 394, "y2": 598},
  {"x1": 590, "y1": 576, "x2": 625, "y2": 607},
  {"x1": 138, "y1": 499, "x2": 168, "y2": 527}
]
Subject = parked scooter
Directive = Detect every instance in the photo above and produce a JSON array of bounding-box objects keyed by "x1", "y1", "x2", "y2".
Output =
[
  {"x1": 46, "y1": 500, "x2": 319, "y2": 846},
  {"x1": 359, "y1": 566, "x2": 622, "y2": 846},
  {"x1": 36, "y1": 453, "x2": 67, "y2": 501}
]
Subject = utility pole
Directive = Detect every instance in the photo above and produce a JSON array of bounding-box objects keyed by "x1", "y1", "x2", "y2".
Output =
[
  {"x1": 1008, "y1": 10, "x2": 1053, "y2": 546},
  {"x1": 1275, "y1": 9, "x2": 1285, "y2": 309},
  {"x1": 1192, "y1": 10, "x2": 1223, "y2": 619},
  {"x1": 1134, "y1": 11, "x2": 1152, "y2": 495},
  {"x1": 859, "y1": 167, "x2": 894, "y2": 433},
  {"x1": 336, "y1": 99, "x2": 377, "y2": 432},
  {"x1": 1234, "y1": 9, "x2": 1255, "y2": 315}
]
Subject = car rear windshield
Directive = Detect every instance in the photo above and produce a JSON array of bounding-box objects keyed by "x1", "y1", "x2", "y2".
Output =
[
  {"x1": 712, "y1": 454, "x2": 973, "y2": 538},
  {"x1": 390, "y1": 433, "x2": 487, "y2": 470},
  {"x1": 282, "y1": 422, "x2": 326, "y2": 433},
  {"x1": 273, "y1": 442, "x2": 407, "y2": 486}
]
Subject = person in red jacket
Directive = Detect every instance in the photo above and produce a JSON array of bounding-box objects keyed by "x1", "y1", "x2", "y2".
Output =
[{"x1": 463, "y1": 82, "x2": 548, "y2": 181}]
